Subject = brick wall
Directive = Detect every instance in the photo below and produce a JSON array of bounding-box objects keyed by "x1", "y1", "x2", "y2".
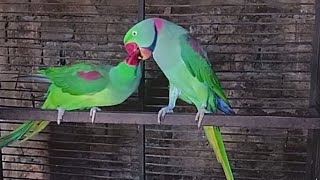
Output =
[{"x1": 0, "y1": 0, "x2": 315, "y2": 179}]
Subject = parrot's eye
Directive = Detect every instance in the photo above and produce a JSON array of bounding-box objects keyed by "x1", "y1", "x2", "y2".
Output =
[{"x1": 132, "y1": 31, "x2": 138, "y2": 36}]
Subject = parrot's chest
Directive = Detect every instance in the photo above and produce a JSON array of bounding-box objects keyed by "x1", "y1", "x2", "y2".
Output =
[
  {"x1": 154, "y1": 57, "x2": 209, "y2": 103},
  {"x1": 167, "y1": 64, "x2": 205, "y2": 89},
  {"x1": 153, "y1": 48, "x2": 202, "y2": 84},
  {"x1": 153, "y1": 40, "x2": 210, "y2": 104},
  {"x1": 152, "y1": 40, "x2": 181, "y2": 69}
]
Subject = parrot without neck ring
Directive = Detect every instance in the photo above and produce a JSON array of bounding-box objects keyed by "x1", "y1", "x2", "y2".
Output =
[
  {"x1": 0, "y1": 50, "x2": 142, "y2": 148},
  {"x1": 124, "y1": 18, "x2": 235, "y2": 180}
]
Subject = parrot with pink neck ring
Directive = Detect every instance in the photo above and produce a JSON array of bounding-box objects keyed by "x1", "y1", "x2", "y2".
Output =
[
  {"x1": 124, "y1": 18, "x2": 234, "y2": 180},
  {"x1": 0, "y1": 49, "x2": 142, "y2": 148}
]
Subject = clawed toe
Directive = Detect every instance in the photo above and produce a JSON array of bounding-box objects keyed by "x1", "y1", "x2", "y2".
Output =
[
  {"x1": 90, "y1": 107, "x2": 101, "y2": 123},
  {"x1": 157, "y1": 106, "x2": 173, "y2": 124}
]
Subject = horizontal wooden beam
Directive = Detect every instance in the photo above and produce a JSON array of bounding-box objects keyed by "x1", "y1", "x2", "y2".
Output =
[{"x1": 0, "y1": 108, "x2": 320, "y2": 129}]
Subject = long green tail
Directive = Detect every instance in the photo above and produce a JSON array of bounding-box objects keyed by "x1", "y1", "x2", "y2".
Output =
[
  {"x1": 0, "y1": 120, "x2": 50, "y2": 148},
  {"x1": 203, "y1": 126, "x2": 234, "y2": 180}
]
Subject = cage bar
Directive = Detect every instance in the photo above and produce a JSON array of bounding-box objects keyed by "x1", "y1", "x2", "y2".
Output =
[{"x1": 0, "y1": 0, "x2": 319, "y2": 179}]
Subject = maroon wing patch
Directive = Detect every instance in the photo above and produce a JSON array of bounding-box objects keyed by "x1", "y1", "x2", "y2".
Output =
[
  {"x1": 186, "y1": 33, "x2": 208, "y2": 60},
  {"x1": 77, "y1": 71, "x2": 102, "y2": 81}
]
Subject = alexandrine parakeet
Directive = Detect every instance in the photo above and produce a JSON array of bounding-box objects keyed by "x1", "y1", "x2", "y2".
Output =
[
  {"x1": 123, "y1": 18, "x2": 234, "y2": 180},
  {"x1": 0, "y1": 49, "x2": 142, "y2": 148}
]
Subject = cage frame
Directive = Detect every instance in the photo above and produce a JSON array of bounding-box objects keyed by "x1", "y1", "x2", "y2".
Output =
[{"x1": 0, "y1": 0, "x2": 319, "y2": 179}]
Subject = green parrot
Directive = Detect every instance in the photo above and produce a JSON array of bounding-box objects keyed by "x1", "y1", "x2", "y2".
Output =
[
  {"x1": 0, "y1": 49, "x2": 142, "y2": 148},
  {"x1": 123, "y1": 18, "x2": 234, "y2": 180}
]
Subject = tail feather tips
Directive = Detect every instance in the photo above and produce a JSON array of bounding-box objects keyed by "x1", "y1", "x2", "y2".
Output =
[
  {"x1": 0, "y1": 120, "x2": 49, "y2": 149},
  {"x1": 13, "y1": 74, "x2": 51, "y2": 83},
  {"x1": 216, "y1": 97, "x2": 235, "y2": 115}
]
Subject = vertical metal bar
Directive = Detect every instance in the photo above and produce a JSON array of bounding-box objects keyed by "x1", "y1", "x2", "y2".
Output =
[
  {"x1": 306, "y1": 129, "x2": 320, "y2": 179},
  {"x1": 310, "y1": 0, "x2": 320, "y2": 115},
  {"x1": 314, "y1": 129, "x2": 319, "y2": 179},
  {"x1": 306, "y1": 129, "x2": 315, "y2": 179},
  {"x1": 0, "y1": 152, "x2": 3, "y2": 180},
  {"x1": 137, "y1": 124, "x2": 145, "y2": 180},
  {"x1": 308, "y1": 2, "x2": 320, "y2": 177},
  {"x1": 316, "y1": 137, "x2": 320, "y2": 179},
  {"x1": 137, "y1": 0, "x2": 146, "y2": 180},
  {"x1": 137, "y1": 0, "x2": 145, "y2": 110},
  {"x1": 137, "y1": 0, "x2": 145, "y2": 22},
  {"x1": 0, "y1": 153, "x2": 3, "y2": 180},
  {"x1": 0, "y1": 129, "x2": 4, "y2": 180}
]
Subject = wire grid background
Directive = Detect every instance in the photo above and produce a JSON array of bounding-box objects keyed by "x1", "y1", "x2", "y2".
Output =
[{"x1": 0, "y1": 0, "x2": 315, "y2": 179}]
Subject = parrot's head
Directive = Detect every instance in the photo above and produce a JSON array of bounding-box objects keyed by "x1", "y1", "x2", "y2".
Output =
[{"x1": 124, "y1": 18, "x2": 164, "y2": 60}]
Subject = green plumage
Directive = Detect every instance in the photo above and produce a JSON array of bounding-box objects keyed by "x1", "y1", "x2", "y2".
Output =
[
  {"x1": 179, "y1": 33, "x2": 234, "y2": 179},
  {"x1": 0, "y1": 61, "x2": 142, "y2": 148},
  {"x1": 204, "y1": 126, "x2": 233, "y2": 180},
  {"x1": 38, "y1": 63, "x2": 111, "y2": 96},
  {"x1": 124, "y1": 18, "x2": 234, "y2": 180},
  {"x1": 179, "y1": 34, "x2": 229, "y2": 104}
]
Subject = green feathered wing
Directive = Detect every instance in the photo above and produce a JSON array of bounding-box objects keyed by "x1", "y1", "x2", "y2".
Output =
[
  {"x1": 0, "y1": 63, "x2": 116, "y2": 148},
  {"x1": 179, "y1": 33, "x2": 234, "y2": 180},
  {"x1": 39, "y1": 63, "x2": 111, "y2": 95}
]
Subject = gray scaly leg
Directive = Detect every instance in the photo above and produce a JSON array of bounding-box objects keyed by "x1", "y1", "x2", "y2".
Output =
[{"x1": 157, "y1": 83, "x2": 181, "y2": 124}]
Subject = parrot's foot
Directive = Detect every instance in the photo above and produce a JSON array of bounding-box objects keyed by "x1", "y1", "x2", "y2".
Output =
[
  {"x1": 195, "y1": 108, "x2": 210, "y2": 129},
  {"x1": 90, "y1": 107, "x2": 101, "y2": 123},
  {"x1": 157, "y1": 106, "x2": 174, "y2": 124},
  {"x1": 57, "y1": 107, "x2": 65, "y2": 125}
]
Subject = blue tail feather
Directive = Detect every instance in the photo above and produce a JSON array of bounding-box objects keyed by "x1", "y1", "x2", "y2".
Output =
[
  {"x1": 216, "y1": 97, "x2": 235, "y2": 115},
  {"x1": 13, "y1": 74, "x2": 51, "y2": 83}
]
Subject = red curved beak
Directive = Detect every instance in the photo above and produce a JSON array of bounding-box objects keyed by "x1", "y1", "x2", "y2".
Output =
[
  {"x1": 124, "y1": 42, "x2": 152, "y2": 60},
  {"x1": 124, "y1": 42, "x2": 138, "y2": 55}
]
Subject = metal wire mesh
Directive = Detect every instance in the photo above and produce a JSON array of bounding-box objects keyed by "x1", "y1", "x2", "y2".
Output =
[
  {"x1": 0, "y1": 0, "x2": 316, "y2": 180},
  {"x1": 143, "y1": 0, "x2": 313, "y2": 179},
  {"x1": 2, "y1": 122, "x2": 140, "y2": 179},
  {"x1": 143, "y1": 0, "x2": 314, "y2": 116},
  {"x1": 0, "y1": 1, "x2": 141, "y2": 179},
  {"x1": 145, "y1": 125, "x2": 307, "y2": 180},
  {"x1": 0, "y1": 1, "x2": 140, "y2": 110}
]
